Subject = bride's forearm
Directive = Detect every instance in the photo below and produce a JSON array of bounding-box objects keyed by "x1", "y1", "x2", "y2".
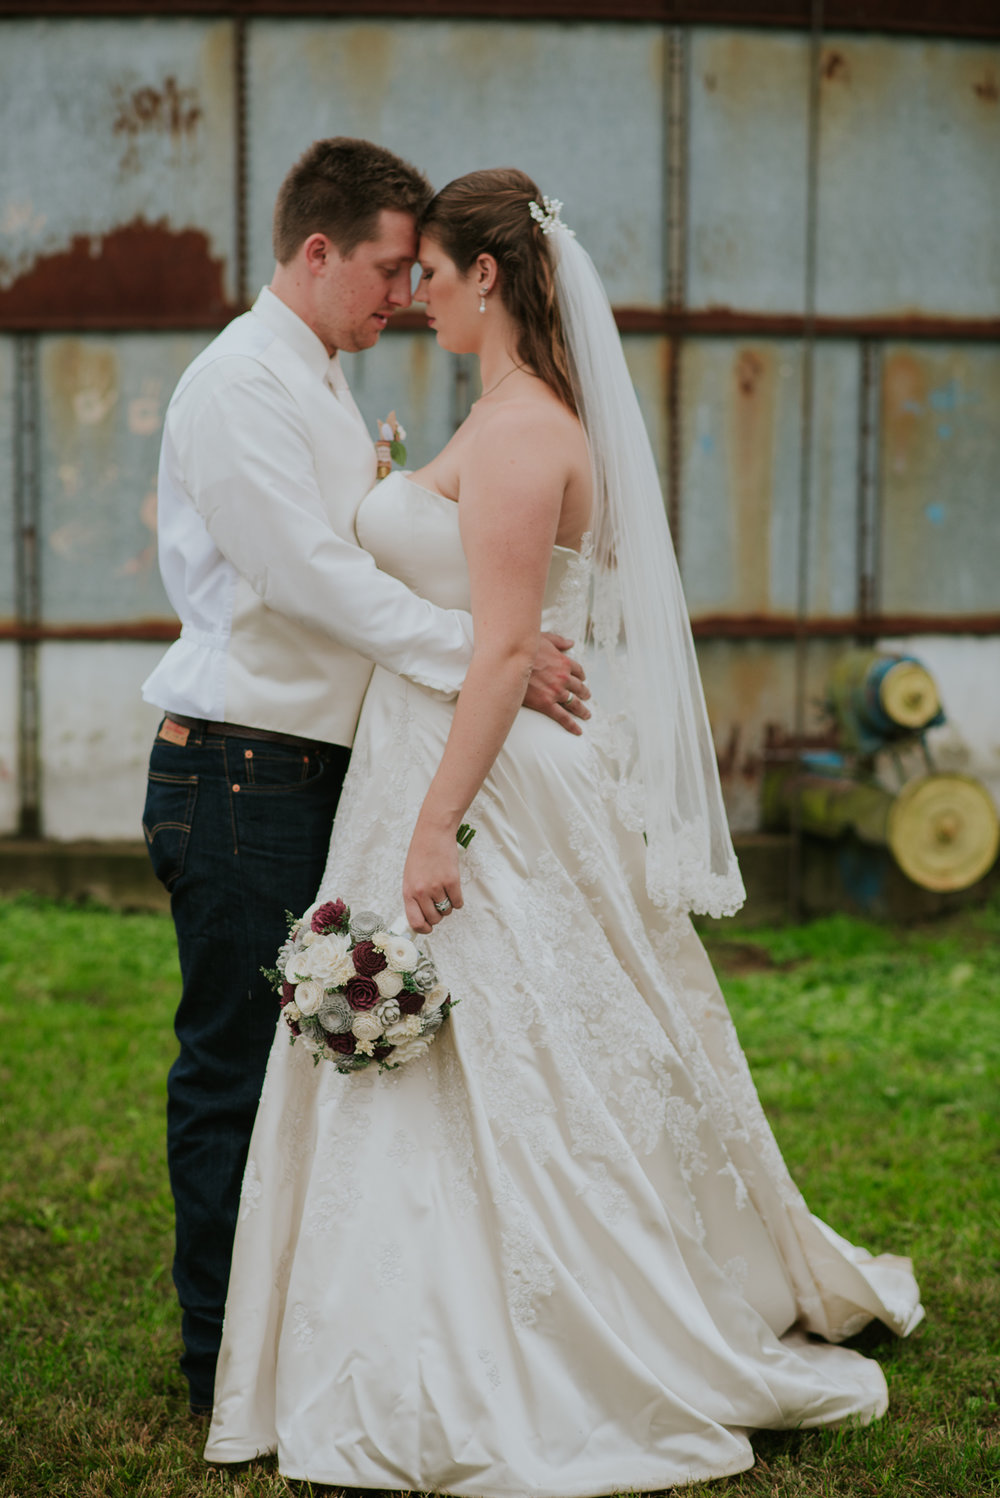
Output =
[{"x1": 415, "y1": 646, "x2": 535, "y2": 832}]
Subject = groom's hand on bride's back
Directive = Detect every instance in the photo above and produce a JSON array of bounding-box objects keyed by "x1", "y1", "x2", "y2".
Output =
[{"x1": 524, "y1": 634, "x2": 591, "y2": 735}]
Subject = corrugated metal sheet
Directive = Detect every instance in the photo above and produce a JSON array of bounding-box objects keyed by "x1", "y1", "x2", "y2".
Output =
[
  {"x1": 687, "y1": 29, "x2": 810, "y2": 316},
  {"x1": 879, "y1": 344, "x2": 1000, "y2": 615},
  {"x1": 0, "y1": 18, "x2": 237, "y2": 324},
  {"x1": 0, "y1": 646, "x2": 18, "y2": 834},
  {"x1": 38, "y1": 642, "x2": 164, "y2": 839},
  {"x1": 247, "y1": 20, "x2": 666, "y2": 306},
  {"x1": 679, "y1": 339, "x2": 859, "y2": 619},
  {"x1": 37, "y1": 332, "x2": 209, "y2": 621},
  {"x1": 0, "y1": 337, "x2": 15, "y2": 620},
  {"x1": 697, "y1": 637, "x2": 844, "y2": 831},
  {"x1": 815, "y1": 36, "x2": 1000, "y2": 318}
]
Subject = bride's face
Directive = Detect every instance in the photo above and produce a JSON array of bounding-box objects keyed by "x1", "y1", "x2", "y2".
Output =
[{"x1": 414, "y1": 235, "x2": 481, "y2": 354}]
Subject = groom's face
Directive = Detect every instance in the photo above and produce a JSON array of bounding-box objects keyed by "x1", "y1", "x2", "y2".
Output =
[{"x1": 316, "y1": 209, "x2": 419, "y2": 354}]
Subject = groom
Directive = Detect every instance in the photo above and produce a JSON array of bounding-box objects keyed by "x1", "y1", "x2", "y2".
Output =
[{"x1": 141, "y1": 137, "x2": 589, "y2": 1417}]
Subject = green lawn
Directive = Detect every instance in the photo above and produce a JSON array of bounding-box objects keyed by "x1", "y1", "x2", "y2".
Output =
[{"x1": 1, "y1": 892, "x2": 997, "y2": 1497}]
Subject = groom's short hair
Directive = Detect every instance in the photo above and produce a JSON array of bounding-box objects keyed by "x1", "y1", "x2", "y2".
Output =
[{"x1": 273, "y1": 138, "x2": 433, "y2": 263}]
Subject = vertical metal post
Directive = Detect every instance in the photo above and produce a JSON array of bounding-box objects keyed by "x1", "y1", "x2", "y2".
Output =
[
  {"x1": 664, "y1": 25, "x2": 688, "y2": 557},
  {"x1": 856, "y1": 339, "x2": 882, "y2": 641},
  {"x1": 789, "y1": 1, "x2": 825, "y2": 920},
  {"x1": 13, "y1": 334, "x2": 41, "y2": 839}
]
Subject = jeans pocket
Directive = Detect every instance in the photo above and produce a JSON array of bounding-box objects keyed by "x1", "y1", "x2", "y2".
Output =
[
  {"x1": 237, "y1": 746, "x2": 327, "y2": 793},
  {"x1": 143, "y1": 771, "x2": 199, "y2": 891}
]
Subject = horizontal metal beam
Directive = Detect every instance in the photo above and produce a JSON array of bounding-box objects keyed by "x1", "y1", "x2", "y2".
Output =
[
  {"x1": 4, "y1": 614, "x2": 999, "y2": 643},
  {"x1": 3, "y1": 306, "x2": 999, "y2": 342},
  {"x1": 1, "y1": 1, "x2": 997, "y2": 36}
]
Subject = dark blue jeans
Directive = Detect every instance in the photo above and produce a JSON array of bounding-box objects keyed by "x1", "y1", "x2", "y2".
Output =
[{"x1": 143, "y1": 717, "x2": 350, "y2": 1409}]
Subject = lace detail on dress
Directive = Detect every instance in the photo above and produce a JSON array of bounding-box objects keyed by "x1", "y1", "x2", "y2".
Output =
[{"x1": 239, "y1": 1159, "x2": 262, "y2": 1220}]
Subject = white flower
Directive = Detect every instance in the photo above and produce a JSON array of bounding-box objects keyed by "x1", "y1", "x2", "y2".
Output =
[
  {"x1": 374, "y1": 968, "x2": 404, "y2": 1000},
  {"x1": 352, "y1": 1012, "x2": 384, "y2": 1044},
  {"x1": 386, "y1": 1035, "x2": 435, "y2": 1067},
  {"x1": 294, "y1": 979, "x2": 324, "y2": 1017},
  {"x1": 304, "y1": 932, "x2": 354, "y2": 987},
  {"x1": 422, "y1": 982, "x2": 450, "y2": 1012},
  {"x1": 369, "y1": 929, "x2": 393, "y2": 952},
  {"x1": 384, "y1": 936, "x2": 419, "y2": 973},
  {"x1": 283, "y1": 948, "x2": 313, "y2": 983},
  {"x1": 356, "y1": 1038, "x2": 376, "y2": 1057},
  {"x1": 301, "y1": 929, "x2": 318, "y2": 947},
  {"x1": 283, "y1": 1001, "x2": 302, "y2": 1023},
  {"x1": 378, "y1": 420, "x2": 393, "y2": 440},
  {"x1": 385, "y1": 1014, "x2": 423, "y2": 1043},
  {"x1": 396, "y1": 422, "x2": 407, "y2": 441}
]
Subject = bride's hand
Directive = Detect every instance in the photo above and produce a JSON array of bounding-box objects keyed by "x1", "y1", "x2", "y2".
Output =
[
  {"x1": 524, "y1": 633, "x2": 591, "y2": 735},
  {"x1": 403, "y1": 818, "x2": 464, "y2": 934}
]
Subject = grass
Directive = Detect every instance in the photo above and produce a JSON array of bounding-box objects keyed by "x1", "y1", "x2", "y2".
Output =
[{"x1": 1, "y1": 892, "x2": 998, "y2": 1497}]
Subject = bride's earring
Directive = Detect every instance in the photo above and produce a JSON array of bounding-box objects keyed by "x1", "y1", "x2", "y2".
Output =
[{"x1": 479, "y1": 291, "x2": 487, "y2": 314}]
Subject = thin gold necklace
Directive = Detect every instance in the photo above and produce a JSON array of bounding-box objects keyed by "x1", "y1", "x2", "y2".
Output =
[{"x1": 477, "y1": 362, "x2": 530, "y2": 402}]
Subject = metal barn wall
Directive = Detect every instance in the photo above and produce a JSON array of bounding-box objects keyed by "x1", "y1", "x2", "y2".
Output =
[{"x1": 1, "y1": 7, "x2": 998, "y2": 843}]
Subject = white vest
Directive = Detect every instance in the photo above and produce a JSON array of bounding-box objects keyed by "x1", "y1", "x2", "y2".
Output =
[{"x1": 142, "y1": 289, "x2": 471, "y2": 746}]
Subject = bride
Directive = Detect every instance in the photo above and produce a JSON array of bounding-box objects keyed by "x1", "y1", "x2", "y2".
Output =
[{"x1": 204, "y1": 169, "x2": 923, "y2": 1493}]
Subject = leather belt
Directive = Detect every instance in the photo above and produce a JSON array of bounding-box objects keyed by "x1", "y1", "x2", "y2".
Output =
[{"x1": 162, "y1": 712, "x2": 338, "y2": 754}]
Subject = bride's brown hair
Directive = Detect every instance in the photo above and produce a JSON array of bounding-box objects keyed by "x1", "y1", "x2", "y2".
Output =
[{"x1": 420, "y1": 168, "x2": 577, "y2": 414}]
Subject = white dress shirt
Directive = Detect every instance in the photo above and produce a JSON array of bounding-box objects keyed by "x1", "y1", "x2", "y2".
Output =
[{"x1": 142, "y1": 288, "x2": 473, "y2": 747}]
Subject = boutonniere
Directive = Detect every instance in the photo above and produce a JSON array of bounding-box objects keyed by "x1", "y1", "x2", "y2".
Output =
[{"x1": 375, "y1": 411, "x2": 407, "y2": 480}]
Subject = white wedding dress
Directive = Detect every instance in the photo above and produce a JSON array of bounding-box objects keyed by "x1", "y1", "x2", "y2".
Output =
[{"x1": 205, "y1": 472, "x2": 922, "y2": 1493}]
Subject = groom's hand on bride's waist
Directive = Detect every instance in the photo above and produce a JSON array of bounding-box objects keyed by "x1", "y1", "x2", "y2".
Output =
[{"x1": 524, "y1": 634, "x2": 591, "y2": 735}]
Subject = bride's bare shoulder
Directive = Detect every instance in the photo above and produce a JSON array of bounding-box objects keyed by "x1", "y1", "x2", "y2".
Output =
[{"x1": 471, "y1": 389, "x2": 586, "y2": 465}]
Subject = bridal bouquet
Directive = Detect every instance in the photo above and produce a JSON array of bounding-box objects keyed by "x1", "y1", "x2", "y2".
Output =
[{"x1": 267, "y1": 898, "x2": 454, "y2": 1074}]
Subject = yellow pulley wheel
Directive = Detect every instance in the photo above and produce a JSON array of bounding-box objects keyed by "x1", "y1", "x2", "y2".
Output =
[
  {"x1": 887, "y1": 774, "x2": 1000, "y2": 891},
  {"x1": 878, "y1": 659, "x2": 940, "y2": 730}
]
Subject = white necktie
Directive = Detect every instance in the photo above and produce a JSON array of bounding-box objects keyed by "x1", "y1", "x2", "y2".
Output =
[{"x1": 326, "y1": 356, "x2": 369, "y2": 437}]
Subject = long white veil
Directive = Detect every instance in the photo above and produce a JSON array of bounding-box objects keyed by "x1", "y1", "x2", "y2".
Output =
[{"x1": 545, "y1": 211, "x2": 745, "y2": 919}]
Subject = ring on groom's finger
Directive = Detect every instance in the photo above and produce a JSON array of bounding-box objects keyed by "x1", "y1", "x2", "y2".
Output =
[
  {"x1": 433, "y1": 897, "x2": 452, "y2": 913},
  {"x1": 562, "y1": 691, "x2": 575, "y2": 706}
]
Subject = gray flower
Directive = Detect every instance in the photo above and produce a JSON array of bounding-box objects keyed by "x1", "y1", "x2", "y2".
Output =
[
  {"x1": 319, "y1": 994, "x2": 354, "y2": 1034},
  {"x1": 375, "y1": 997, "x2": 401, "y2": 1028},
  {"x1": 411, "y1": 955, "x2": 439, "y2": 993},
  {"x1": 420, "y1": 1007, "x2": 445, "y2": 1036},
  {"x1": 349, "y1": 909, "x2": 384, "y2": 941}
]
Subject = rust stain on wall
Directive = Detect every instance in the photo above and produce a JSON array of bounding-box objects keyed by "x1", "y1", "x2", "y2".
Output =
[
  {"x1": 728, "y1": 347, "x2": 777, "y2": 615},
  {"x1": 112, "y1": 76, "x2": 202, "y2": 139},
  {"x1": 0, "y1": 219, "x2": 233, "y2": 325},
  {"x1": 972, "y1": 70, "x2": 998, "y2": 103},
  {"x1": 821, "y1": 49, "x2": 850, "y2": 83}
]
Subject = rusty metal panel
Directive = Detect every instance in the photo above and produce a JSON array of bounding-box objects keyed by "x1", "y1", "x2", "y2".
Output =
[
  {"x1": 679, "y1": 338, "x2": 860, "y2": 620},
  {"x1": 687, "y1": 29, "x2": 810, "y2": 315},
  {"x1": 247, "y1": 20, "x2": 665, "y2": 306},
  {"x1": 36, "y1": 332, "x2": 212, "y2": 623},
  {"x1": 0, "y1": 645, "x2": 17, "y2": 833},
  {"x1": 697, "y1": 636, "x2": 844, "y2": 831},
  {"x1": 0, "y1": 337, "x2": 15, "y2": 621},
  {"x1": 623, "y1": 335, "x2": 670, "y2": 493},
  {"x1": 880, "y1": 344, "x2": 1000, "y2": 616},
  {"x1": 38, "y1": 642, "x2": 165, "y2": 839},
  {"x1": 0, "y1": 19, "x2": 237, "y2": 326},
  {"x1": 815, "y1": 36, "x2": 1000, "y2": 318}
]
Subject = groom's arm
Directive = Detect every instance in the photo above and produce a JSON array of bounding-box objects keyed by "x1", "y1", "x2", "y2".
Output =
[
  {"x1": 173, "y1": 363, "x2": 589, "y2": 725},
  {"x1": 174, "y1": 364, "x2": 474, "y2": 695}
]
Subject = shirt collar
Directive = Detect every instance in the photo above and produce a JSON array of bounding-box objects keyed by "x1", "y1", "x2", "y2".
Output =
[{"x1": 251, "y1": 286, "x2": 335, "y2": 383}]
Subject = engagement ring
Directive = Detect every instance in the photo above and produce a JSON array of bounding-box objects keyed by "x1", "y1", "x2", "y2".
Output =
[{"x1": 433, "y1": 897, "x2": 452, "y2": 913}]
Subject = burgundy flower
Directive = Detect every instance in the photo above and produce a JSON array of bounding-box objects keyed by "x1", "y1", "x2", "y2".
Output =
[
  {"x1": 398, "y1": 989, "x2": 426, "y2": 1016},
  {"x1": 345, "y1": 976, "x2": 380, "y2": 1011},
  {"x1": 351, "y1": 940, "x2": 387, "y2": 978},
  {"x1": 280, "y1": 980, "x2": 296, "y2": 1007},
  {"x1": 326, "y1": 1031, "x2": 356, "y2": 1054},
  {"x1": 285, "y1": 1018, "x2": 302, "y2": 1036},
  {"x1": 312, "y1": 899, "x2": 349, "y2": 934}
]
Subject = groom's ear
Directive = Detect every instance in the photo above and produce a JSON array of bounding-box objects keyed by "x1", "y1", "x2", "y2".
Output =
[{"x1": 302, "y1": 233, "x2": 334, "y2": 275}]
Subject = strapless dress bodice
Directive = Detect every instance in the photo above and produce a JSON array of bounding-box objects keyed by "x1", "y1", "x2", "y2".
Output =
[{"x1": 356, "y1": 471, "x2": 589, "y2": 634}]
